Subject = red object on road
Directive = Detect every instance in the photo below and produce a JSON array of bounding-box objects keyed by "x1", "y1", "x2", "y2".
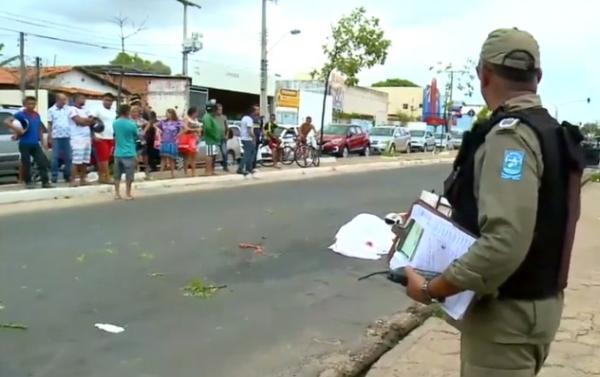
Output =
[{"x1": 239, "y1": 243, "x2": 265, "y2": 255}]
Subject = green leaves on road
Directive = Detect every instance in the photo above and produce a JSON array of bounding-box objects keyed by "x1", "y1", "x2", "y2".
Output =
[
  {"x1": 182, "y1": 279, "x2": 226, "y2": 299},
  {"x1": 0, "y1": 323, "x2": 27, "y2": 330}
]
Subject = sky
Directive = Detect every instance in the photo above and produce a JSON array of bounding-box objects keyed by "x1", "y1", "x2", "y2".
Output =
[{"x1": 1, "y1": 0, "x2": 598, "y2": 123}]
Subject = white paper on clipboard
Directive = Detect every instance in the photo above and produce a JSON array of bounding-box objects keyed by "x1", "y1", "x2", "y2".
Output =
[{"x1": 389, "y1": 202, "x2": 476, "y2": 320}]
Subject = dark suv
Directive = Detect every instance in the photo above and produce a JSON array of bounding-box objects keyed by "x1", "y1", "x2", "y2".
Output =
[{"x1": 0, "y1": 105, "x2": 22, "y2": 184}]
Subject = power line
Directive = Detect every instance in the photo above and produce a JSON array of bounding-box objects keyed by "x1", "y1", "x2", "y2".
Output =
[{"x1": 0, "y1": 12, "x2": 173, "y2": 49}]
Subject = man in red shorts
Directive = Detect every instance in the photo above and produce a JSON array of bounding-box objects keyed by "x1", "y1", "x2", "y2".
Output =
[
  {"x1": 92, "y1": 93, "x2": 116, "y2": 184},
  {"x1": 264, "y1": 114, "x2": 282, "y2": 168}
]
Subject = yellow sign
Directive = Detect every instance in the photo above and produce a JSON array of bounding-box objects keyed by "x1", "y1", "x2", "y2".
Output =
[{"x1": 277, "y1": 89, "x2": 300, "y2": 108}]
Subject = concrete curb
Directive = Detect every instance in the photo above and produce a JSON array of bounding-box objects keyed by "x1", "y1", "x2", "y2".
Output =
[
  {"x1": 0, "y1": 157, "x2": 454, "y2": 206},
  {"x1": 310, "y1": 304, "x2": 436, "y2": 377}
]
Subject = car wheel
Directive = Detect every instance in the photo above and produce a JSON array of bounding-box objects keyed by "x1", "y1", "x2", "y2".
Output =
[
  {"x1": 405, "y1": 143, "x2": 411, "y2": 153},
  {"x1": 361, "y1": 145, "x2": 371, "y2": 157},
  {"x1": 341, "y1": 146, "x2": 350, "y2": 158}
]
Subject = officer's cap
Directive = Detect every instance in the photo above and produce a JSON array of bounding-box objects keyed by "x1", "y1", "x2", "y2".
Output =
[{"x1": 480, "y1": 28, "x2": 540, "y2": 71}]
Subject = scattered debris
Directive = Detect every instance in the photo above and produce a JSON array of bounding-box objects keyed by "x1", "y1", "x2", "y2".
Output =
[
  {"x1": 182, "y1": 279, "x2": 227, "y2": 298},
  {"x1": 138, "y1": 252, "x2": 155, "y2": 260},
  {"x1": 239, "y1": 243, "x2": 265, "y2": 255},
  {"x1": 21, "y1": 265, "x2": 27, "y2": 269},
  {"x1": 0, "y1": 303, "x2": 4, "y2": 311},
  {"x1": 265, "y1": 208, "x2": 275, "y2": 215},
  {"x1": 215, "y1": 227, "x2": 223, "y2": 232},
  {"x1": 0, "y1": 323, "x2": 27, "y2": 330},
  {"x1": 76, "y1": 254, "x2": 86, "y2": 263},
  {"x1": 104, "y1": 248, "x2": 116, "y2": 254},
  {"x1": 147, "y1": 272, "x2": 165, "y2": 278},
  {"x1": 94, "y1": 323, "x2": 125, "y2": 334}
]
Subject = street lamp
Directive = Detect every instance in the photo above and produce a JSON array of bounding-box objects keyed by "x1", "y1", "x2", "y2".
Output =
[
  {"x1": 176, "y1": 0, "x2": 202, "y2": 76},
  {"x1": 268, "y1": 29, "x2": 301, "y2": 53},
  {"x1": 553, "y1": 98, "x2": 591, "y2": 121}
]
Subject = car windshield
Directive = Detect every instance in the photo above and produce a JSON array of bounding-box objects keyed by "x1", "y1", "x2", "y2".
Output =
[
  {"x1": 324, "y1": 125, "x2": 349, "y2": 135},
  {"x1": 410, "y1": 130, "x2": 425, "y2": 137},
  {"x1": 451, "y1": 131, "x2": 462, "y2": 138},
  {"x1": 370, "y1": 128, "x2": 394, "y2": 136}
]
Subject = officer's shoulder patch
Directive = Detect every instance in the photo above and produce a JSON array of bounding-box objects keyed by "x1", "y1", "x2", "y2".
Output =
[
  {"x1": 498, "y1": 118, "x2": 519, "y2": 129},
  {"x1": 500, "y1": 149, "x2": 525, "y2": 181}
]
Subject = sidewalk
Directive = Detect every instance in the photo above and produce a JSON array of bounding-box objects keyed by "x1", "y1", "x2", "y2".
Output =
[
  {"x1": 365, "y1": 182, "x2": 600, "y2": 377},
  {"x1": 0, "y1": 152, "x2": 454, "y2": 207}
]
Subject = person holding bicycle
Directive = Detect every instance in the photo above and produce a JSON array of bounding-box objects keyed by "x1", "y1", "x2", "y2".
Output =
[
  {"x1": 264, "y1": 114, "x2": 282, "y2": 169},
  {"x1": 298, "y1": 116, "x2": 318, "y2": 148}
]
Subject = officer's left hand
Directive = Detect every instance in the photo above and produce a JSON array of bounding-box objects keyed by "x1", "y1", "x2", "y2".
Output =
[{"x1": 405, "y1": 266, "x2": 429, "y2": 304}]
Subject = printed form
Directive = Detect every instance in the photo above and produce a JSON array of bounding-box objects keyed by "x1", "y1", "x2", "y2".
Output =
[{"x1": 390, "y1": 203, "x2": 476, "y2": 320}]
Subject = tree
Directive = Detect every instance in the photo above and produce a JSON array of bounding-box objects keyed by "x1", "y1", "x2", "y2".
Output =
[
  {"x1": 581, "y1": 122, "x2": 600, "y2": 136},
  {"x1": 110, "y1": 52, "x2": 171, "y2": 75},
  {"x1": 372, "y1": 78, "x2": 419, "y2": 88},
  {"x1": 111, "y1": 14, "x2": 147, "y2": 53},
  {"x1": 312, "y1": 7, "x2": 391, "y2": 86},
  {"x1": 396, "y1": 111, "x2": 415, "y2": 123}
]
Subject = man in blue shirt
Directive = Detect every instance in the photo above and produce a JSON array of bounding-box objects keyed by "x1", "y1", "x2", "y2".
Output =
[{"x1": 7, "y1": 96, "x2": 52, "y2": 188}]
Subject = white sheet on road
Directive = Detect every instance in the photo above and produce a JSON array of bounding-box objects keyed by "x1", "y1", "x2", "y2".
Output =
[{"x1": 329, "y1": 214, "x2": 395, "y2": 260}]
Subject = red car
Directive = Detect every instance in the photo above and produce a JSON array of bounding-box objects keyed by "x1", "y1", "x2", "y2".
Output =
[{"x1": 321, "y1": 124, "x2": 370, "y2": 158}]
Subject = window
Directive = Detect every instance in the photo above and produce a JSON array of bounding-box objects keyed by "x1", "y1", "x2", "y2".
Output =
[
  {"x1": 354, "y1": 127, "x2": 363, "y2": 134},
  {"x1": 402, "y1": 104, "x2": 409, "y2": 110},
  {"x1": 230, "y1": 126, "x2": 241, "y2": 137},
  {"x1": 0, "y1": 112, "x2": 13, "y2": 135}
]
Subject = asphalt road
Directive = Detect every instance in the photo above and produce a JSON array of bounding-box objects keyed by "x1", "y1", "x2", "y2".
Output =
[{"x1": 0, "y1": 165, "x2": 449, "y2": 377}]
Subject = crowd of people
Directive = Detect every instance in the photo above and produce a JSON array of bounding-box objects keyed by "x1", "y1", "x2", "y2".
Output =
[{"x1": 4, "y1": 92, "x2": 303, "y2": 197}]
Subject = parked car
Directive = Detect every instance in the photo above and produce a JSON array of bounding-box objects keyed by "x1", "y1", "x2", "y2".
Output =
[
  {"x1": 275, "y1": 125, "x2": 299, "y2": 147},
  {"x1": 369, "y1": 126, "x2": 411, "y2": 154},
  {"x1": 434, "y1": 132, "x2": 453, "y2": 150},
  {"x1": 449, "y1": 130, "x2": 464, "y2": 150},
  {"x1": 196, "y1": 124, "x2": 242, "y2": 167},
  {"x1": 0, "y1": 105, "x2": 22, "y2": 184},
  {"x1": 321, "y1": 124, "x2": 370, "y2": 158},
  {"x1": 409, "y1": 129, "x2": 436, "y2": 152}
]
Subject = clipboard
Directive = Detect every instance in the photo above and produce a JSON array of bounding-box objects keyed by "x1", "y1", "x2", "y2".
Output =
[{"x1": 386, "y1": 199, "x2": 476, "y2": 265}]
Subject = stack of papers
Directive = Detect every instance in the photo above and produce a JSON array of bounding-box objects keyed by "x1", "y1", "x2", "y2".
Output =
[{"x1": 390, "y1": 202, "x2": 475, "y2": 320}]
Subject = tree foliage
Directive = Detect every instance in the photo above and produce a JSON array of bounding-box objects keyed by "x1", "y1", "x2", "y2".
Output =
[
  {"x1": 313, "y1": 7, "x2": 391, "y2": 86},
  {"x1": 395, "y1": 111, "x2": 416, "y2": 123},
  {"x1": 109, "y1": 52, "x2": 171, "y2": 75},
  {"x1": 372, "y1": 78, "x2": 418, "y2": 88},
  {"x1": 581, "y1": 122, "x2": 600, "y2": 136}
]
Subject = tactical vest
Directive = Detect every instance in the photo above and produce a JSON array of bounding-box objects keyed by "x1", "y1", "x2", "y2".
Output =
[{"x1": 444, "y1": 107, "x2": 585, "y2": 300}]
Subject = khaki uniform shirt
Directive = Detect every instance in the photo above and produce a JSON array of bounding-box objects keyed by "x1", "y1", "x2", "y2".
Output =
[{"x1": 443, "y1": 93, "x2": 563, "y2": 344}]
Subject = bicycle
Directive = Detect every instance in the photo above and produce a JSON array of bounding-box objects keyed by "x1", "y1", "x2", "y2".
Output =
[{"x1": 294, "y1": 137, "x2": 320, "y2": 168}]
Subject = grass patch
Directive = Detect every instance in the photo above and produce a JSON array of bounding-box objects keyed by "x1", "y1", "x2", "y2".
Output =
[{"x1": 181, "y1": 279, "x2": 226, "y2": 298}]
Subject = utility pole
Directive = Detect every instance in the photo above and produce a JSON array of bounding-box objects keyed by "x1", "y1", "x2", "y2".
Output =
[
  {"x1": 260, "y1": 0, "x2": 269, "y2": 117},
  {"x1": 34, "y1": 57, "x2": 41, "y2": 101},
  {"x1": 176, "y1": 0, "x2": 202, "y2": 76},
  {"x1": 19, "y1": 32, "x2": 25, "y2": 100}
]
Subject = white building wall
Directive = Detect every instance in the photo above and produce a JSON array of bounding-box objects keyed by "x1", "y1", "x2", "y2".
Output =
[
  {"x1": 190, "y1": 60, "x2": 276, "y2": 95},
  {"x1": 341, "y1": 86, "x2": 388, "y2": 125},
  {"x1": 147, "y1": 79, "x2": 189, "y2": 116},
  {"x1": 41, "y1": 71, "x2": 118, "y2": 94},
  {"x1": 0, "y1": 89, "x2": 49, "y2": 122}
]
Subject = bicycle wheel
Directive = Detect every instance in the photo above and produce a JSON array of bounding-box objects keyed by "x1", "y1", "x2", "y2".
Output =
[
  {"x1": 281, "y1": 146, "x2": 295, "y2": 166},
  {"x1": 295, "y1": 145, "x2": 310, "y2": 168},
  {"x1": 311, "y1": 147, "x2": 320, "y2": 167}
]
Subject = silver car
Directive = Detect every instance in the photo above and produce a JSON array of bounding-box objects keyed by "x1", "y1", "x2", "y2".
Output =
[
  {"x1": 0, "y1": 105, "x2": 22, "y2": 184},
  {"x1": 409, "y1": 129, "x2": 436, "y2": 152},
  {"x1": 196, "y1": 124, "x2": 243, "y2": 167},
  {"x1": 369, "y1": 126, "x2": 411, "y2": 154}
]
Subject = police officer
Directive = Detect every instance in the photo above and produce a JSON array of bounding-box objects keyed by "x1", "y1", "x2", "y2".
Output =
[{"x1": 404, "y1": 28, "x2": 584, "y2": 376}]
